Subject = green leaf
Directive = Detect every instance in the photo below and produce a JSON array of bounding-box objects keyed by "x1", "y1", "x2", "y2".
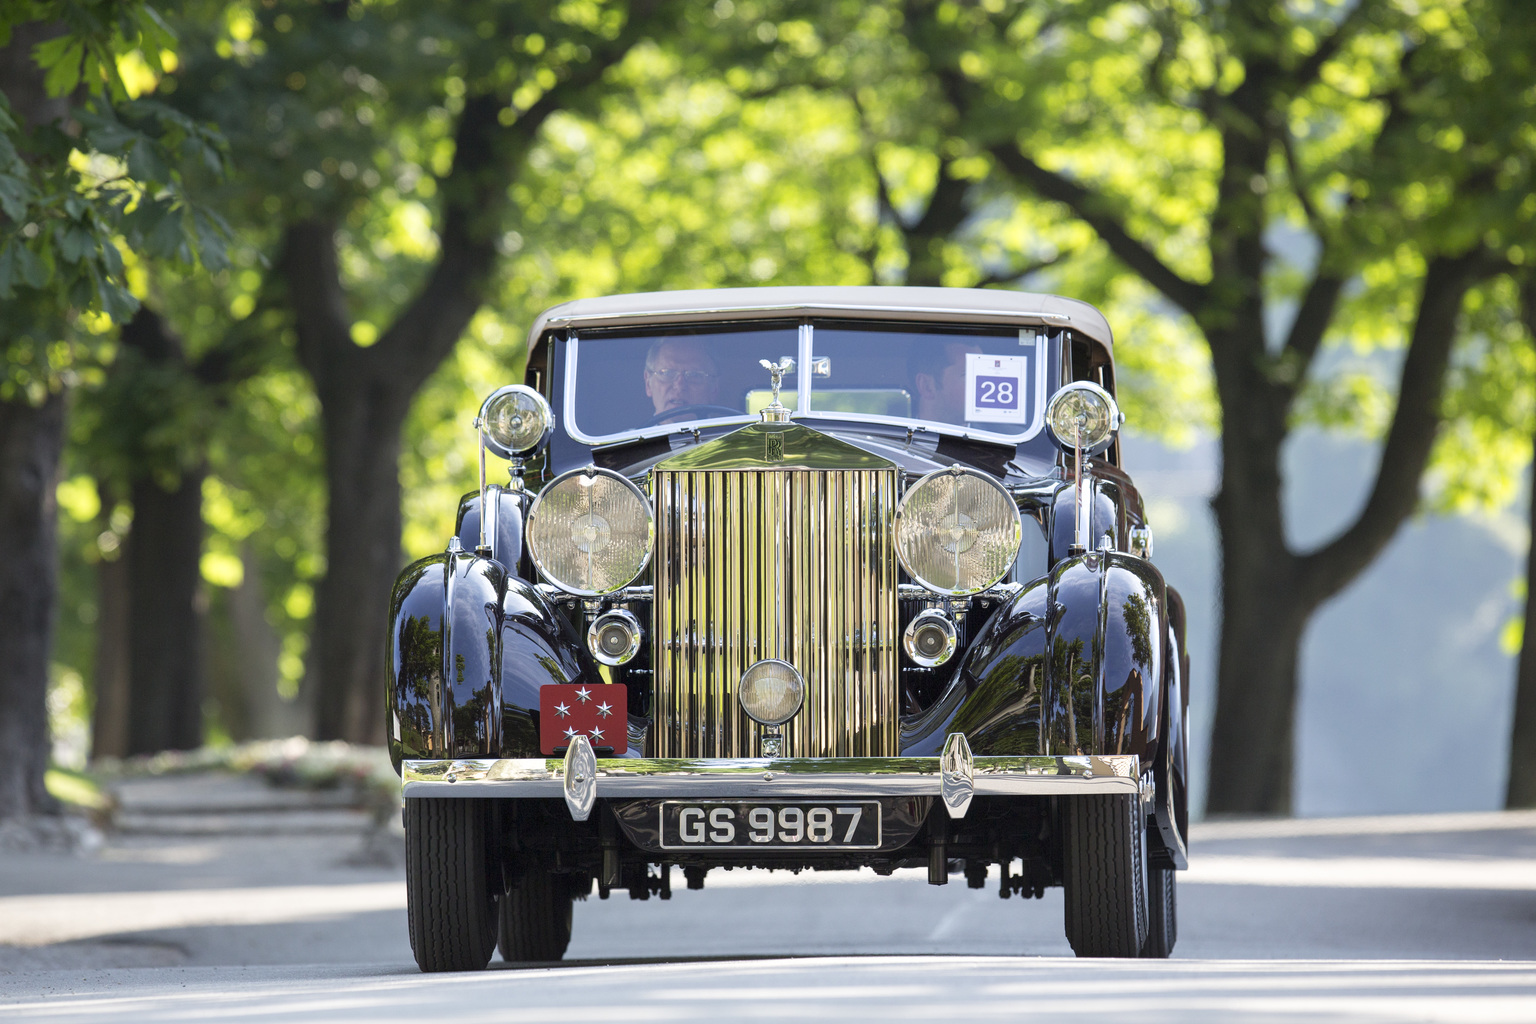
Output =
[
  {"x1": 78, "y1": 110, "x2": 142, "y2": 154},
  {"x1": 59, "y1": 223, "x2": 94, "y2": 264},
  {"x1": 191, "y1": 208, "x2": 231, "y2": 272},
  {"x1": 146, "y1": 206, "x2": 188, "y2": 260},
  {"x1": 122, "y1": 195, "x2": 170, "y2": 239},
  {"x1": 13, "y1": 241, "x2": 46, "y2": 289},
  {"x1": 0, "y1": 240, "x2": 16, "y2": 300},
  {"x1": 126, "y1": 137, "x2": 170, "y2": 184},
  {"x1": 0, "y1": 171, "x2": 33, "y2": 221},
  {"x1": 97, "y1": 278, "x2": 139, "y2": 323},
  {"x1": 100, "y1": 238, "x2": 124, "y2": 280},
  {"x1": 37, "y1": 37, "x2": 85, "y2": 98}
]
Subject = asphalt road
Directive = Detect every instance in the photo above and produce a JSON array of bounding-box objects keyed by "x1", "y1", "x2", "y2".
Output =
[{"x1": 3, "y1": 797, "x2": 1536, "y2": 1022}]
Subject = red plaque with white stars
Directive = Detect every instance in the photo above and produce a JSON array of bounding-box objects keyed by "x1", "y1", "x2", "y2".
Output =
[{"x1": 539, "y1": 683, "x2": 627, "y2": 755}]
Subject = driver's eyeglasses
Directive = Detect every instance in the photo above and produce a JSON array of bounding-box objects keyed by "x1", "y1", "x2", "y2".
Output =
[{"x1": 646, "y1": 368, "x2": 717, "y2": 385}]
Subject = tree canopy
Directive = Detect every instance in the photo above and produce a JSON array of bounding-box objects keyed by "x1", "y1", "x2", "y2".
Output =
[{"x1": 6, "y1": 0, "x2": 1535, "y2": 824}]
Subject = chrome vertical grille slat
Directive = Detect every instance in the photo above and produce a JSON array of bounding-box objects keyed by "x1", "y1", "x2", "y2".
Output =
[{"x1": 653, "y1": 459, "x2": 898, "y2": 758}]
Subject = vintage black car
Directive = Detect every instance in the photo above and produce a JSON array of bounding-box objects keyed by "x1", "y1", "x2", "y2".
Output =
[{"x1": 388, "y1": 286, "x2": 1190, "y2": 970}]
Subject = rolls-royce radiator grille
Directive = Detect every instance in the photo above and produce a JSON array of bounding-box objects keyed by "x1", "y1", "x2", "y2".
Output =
[{"x1": 652, "y1": 466, "x2": 899, "y2": 758}]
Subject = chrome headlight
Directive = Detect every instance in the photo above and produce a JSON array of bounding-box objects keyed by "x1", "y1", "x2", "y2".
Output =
[
  {"x1": 527, "y1": 467, "x2": 653, "y2": 596},
  {"x1": 895, "y1": 466, "x2": 1022, "y2": 596},
  {"x1": 737, "y1": 659, "x2": 805, "y2": 727},
  {"x1": 478, "y1": 385, "x2": 553, "y2": 458},
  {"x1": 1044, "y1": 382, "x2": 1120, "y2": 456}
]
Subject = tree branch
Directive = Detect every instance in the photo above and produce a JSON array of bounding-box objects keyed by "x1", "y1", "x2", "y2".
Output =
[
  {"x1": 1296, "y1": 248, "x2": 1497, "y2": 602},
  {"x1": 988, "y1": 143, "x2": 1208, "y2": 316},
  {"x1": 1278, "y1": 125, "x2": 1323, "y2": 233},
  {"x1": 1280, "y1": 261, "x2": 1345, "y2": 388},
  {"x1": 379, "y1": 4, "x2": 661, "y2": 388},
  {"x1": 973, "y1": 252, "x2": 1065, "y2": 289}
]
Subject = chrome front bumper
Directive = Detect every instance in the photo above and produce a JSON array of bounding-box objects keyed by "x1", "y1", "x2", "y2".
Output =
[{"x1": 402, "y1": 734, "x2": 1145, "y2": 822}]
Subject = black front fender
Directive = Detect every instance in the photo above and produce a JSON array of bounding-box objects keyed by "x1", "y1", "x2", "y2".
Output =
[
  {"x1": 387, "y1": 543, "x2": 602, "y2": 771},
  {"x1": 498, "y1": 575, "x2": 598, "y2": 757},
  {"x1": 387, "y1": 547, "x2": 506, "y2": 769},
  {"x1": 902, "y1": 549, "x2": 1166, "y2": 762}
]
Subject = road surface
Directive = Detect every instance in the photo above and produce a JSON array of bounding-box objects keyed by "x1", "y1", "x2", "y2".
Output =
[{"x1": 2, "y1": 778, "x2": 1534, "y2": 1022}]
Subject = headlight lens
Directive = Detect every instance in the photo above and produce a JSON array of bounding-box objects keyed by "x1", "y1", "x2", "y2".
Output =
[
  {"x1": 738, "y1": 659, "x2": 805, "y2": 726},
  {"x1": 478, "y1": 385, "x2": 553, "y2": 458},
  {"x1": 896, "y1": 467, "x2": 1022, "y2": 595},
  {"x1": 1044, "y1": 382, "x2": 1120, "y2": 456},
  {"x1": 527, "y1": 467, "x2": 653, "y2": 596}
]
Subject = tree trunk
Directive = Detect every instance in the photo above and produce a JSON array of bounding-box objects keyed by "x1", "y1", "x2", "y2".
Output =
[
  {"x1": 225, "y1": 543, "x2": 305, "y2": 738},
  {"x1": 0, "y1": 392, "x2": 66, "y2": 820},
  {"x1": 124, "y1": 467, "x2": 208, "y2": 754},
  {"x1": 1205, "y1": 532, "x2": 1310, "y2": 815},
  {"x1": 1506, "y1": 279, "x2": 1536, "y2": 807},
  {"x1": 1507, "y1": 467, "x2": 1536, "y2": 806},
  {"x1": 311, "y1": 388, "x2": 406, "y2": 744},
  {"x1": 90, "y1": 494, "x2": 131, "y2": 759},
  {"x1": 1204, "y1": 388, "x2": 1310, "y2": 816}
]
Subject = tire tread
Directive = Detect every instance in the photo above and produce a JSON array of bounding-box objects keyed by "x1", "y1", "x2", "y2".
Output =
[
  {"x1": 1063, "y1": 794, "x2": 1148, "y2": 958},
  {"x1": 405, "y1": 799, "x2": 498, "y2": 972}
]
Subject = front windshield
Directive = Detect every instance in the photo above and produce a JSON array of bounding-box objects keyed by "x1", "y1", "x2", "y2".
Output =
[{"x1": 564, "y1": 320, "x2": 1047, "y2": 445}]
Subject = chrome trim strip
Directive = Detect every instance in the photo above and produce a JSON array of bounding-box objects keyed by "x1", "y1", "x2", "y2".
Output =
[
  {"x1": 545, "y1": 302, "x2": 1073, "y2": 327},
  {"x1": 402, "y1": 754, "x2": 1141, "y2": 799}
]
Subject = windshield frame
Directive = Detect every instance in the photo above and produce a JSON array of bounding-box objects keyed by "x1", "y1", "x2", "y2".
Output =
[{"x1": 560, "y1": 321, "x2": 1049, "y2": 447}]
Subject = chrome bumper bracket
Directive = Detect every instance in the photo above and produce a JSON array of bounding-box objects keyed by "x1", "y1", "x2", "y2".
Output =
[
  {"x1": 940, "y1": 732, "x2": 974, "y2": 819},
  {"x1": 563, "y1": 734, "x2": 597, "y2": 821}
]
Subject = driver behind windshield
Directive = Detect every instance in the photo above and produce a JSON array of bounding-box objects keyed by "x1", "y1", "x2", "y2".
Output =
[
  {"x1": 909, "y1": 340, "x2": 982, "y2": 424},
  {"x1": 644, "y1": 337, "x2": 721, "y2": 419}
]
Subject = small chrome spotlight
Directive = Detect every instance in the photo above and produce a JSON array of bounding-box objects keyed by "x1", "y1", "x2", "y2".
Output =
[
  {"x1": 904, "y1": 610, "x2": 958, "y2": 668},
  {"x1": 738, "y1": 659, "x2": 805, "y2": 726},
  {"x1": 587, "y1": 609, "x2": 642, "y2": 666}
]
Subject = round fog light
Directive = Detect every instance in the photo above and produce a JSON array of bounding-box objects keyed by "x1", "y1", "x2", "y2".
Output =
[
  {"x1": 737, "y1": 659, "x2": 805, "y2": 726},
  {"x1": 904, "y1": 610, "x2": 957, "y2": 668},
  {"x1": 587, "y1": 609, "x2": 641, "y2": 666}
]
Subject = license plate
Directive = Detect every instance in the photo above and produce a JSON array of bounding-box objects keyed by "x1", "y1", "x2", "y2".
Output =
[{"x1": 659, "y1": 801, "x2": 882, "y2": 850}]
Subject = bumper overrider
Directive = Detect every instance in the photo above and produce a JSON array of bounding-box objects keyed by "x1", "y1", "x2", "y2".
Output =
[{"x1": 402, "y1": 733, "x2": 1147, "y2": 822}]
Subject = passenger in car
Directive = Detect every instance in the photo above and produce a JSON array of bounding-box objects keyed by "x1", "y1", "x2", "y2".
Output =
[
  {"x1": 643, "y1": 337, "x2": 722, "y2": 417},
  {"x1": 910, "y1": 340, "x2": 982, "y2": 423}
]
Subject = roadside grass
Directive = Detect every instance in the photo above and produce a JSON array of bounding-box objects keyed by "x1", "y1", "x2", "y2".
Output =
[
  {"x1": 45, "y1": 765, "x2": 111, "y2": 813},
  {"x1": 90, "y1": 738, "x2": 401, "y2": 823}
]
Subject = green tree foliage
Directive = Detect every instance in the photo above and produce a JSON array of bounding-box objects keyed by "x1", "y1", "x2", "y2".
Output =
[
  {"x1": 850, "y1": 0, "x2": 1535, "y2": 813},
  {"x1": 0, "y1": 1, "x2": 228, "y2": 821},
  {"x1": 0, "y1": 3, "x2": 228, "y2": 388}
]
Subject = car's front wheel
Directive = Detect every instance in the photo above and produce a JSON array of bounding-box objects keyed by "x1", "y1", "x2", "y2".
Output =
[
  {"x1": 497, "y1": 864, "x2": 574, "y2": 962},
  {"x1": 405, "y1": 798, "x2": 499, "y2": 972},
  {"x1": 1062, "y1": 794, "x2": 1149, "y2": 957}
]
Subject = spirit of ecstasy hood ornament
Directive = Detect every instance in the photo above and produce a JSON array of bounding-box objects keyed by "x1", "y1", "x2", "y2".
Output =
[{"x1": 759, "y1": 357, "x2": 793, "y2": 422}]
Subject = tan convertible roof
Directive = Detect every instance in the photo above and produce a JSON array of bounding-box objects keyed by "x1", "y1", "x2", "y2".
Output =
[{"x1": 527, "y1": 286, "x2": 1114, "y2": 351}]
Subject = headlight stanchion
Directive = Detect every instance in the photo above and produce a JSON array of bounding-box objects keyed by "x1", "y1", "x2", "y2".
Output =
[
  {"x1": 1043, "y1": 382, "x2": 1122, "y2": 556},
  {"x1": 475, "y1": 384, "x2": 554, "y2": 558}
]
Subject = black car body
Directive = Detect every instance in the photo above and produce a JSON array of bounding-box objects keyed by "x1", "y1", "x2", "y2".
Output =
[{"x1": 388, "y1": 286, "x2": 1190, "y2": 970}]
